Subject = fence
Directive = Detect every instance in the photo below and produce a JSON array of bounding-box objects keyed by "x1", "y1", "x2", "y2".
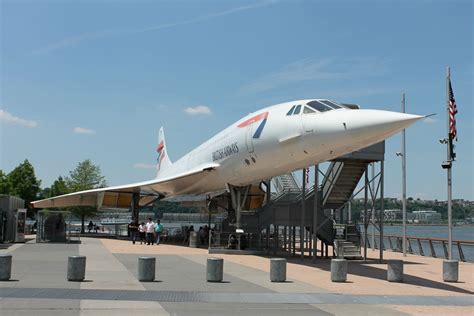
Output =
[
  {"x1": 362, "y1": 234, "x2": 473, "y2": 262},
  {"x1": 209, "y1": 231, "x2": 261, "y2": 250}
]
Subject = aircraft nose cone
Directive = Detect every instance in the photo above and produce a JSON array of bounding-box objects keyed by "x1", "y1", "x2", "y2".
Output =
[
  {"x1": 360, "y1": 110, "x2": 423, "y2": 129},
  {"x1": 344, "y1": 109, "x2": 424, "y2": 145}
]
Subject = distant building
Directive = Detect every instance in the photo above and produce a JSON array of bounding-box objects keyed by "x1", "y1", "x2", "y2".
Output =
[
  {"x1": 0, "y1": 195, "x2": 26, "y2": 242},
  {"x1": 409, "y1": 209, "x2": 441, "y2": 224},
  {"x1": 384, "y1": 209, "x2": 403, "y2": 221},
  {"x1": 99, "y1": 208, "x2": 154, "y2": 225},
  {"x1": 359, "y1": 209, "x2": 403, "y2": 222}
]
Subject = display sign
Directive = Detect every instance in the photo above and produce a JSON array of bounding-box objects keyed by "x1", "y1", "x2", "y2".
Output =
[{"x1": 333, "y1": 223, "x2": 347, "y2": 240}]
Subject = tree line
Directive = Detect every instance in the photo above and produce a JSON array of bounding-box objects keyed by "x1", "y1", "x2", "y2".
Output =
[
  {"x1": 350, "y1": 198, "x2": 472, "y2": 221},
  {"x1": 0, "y1": 159, "x2": 197, "y2": 233},
  {"x1": 1, "y1": 159, "x2": 471, "y2": 233},
  {"x1": 0, "y1": 159, "x2": 106, "y2": 233}
]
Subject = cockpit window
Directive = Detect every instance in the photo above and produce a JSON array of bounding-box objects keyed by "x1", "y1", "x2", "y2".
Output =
[
  {"x1": 320, "y1": 100, "x2": 343, "y2": 109},
  {"x1": 286, "y1": 105, "x2": 296, "y2": 116},
  {"x1": 307, "y1": 101, "x2": 332, "y2": 112},
  {"x1": 303, "y1": 106, "x2": 316, "y2": 114},
  {"x1": 293, "y1": 104, "x2": 302, "y2": 114}
]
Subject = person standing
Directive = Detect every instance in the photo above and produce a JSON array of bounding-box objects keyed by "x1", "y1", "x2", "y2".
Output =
[
  {"x1": 88, "y1": 221, "x2": 94, "y2": 233},
  {"x1": 138, "y1": 222, "x2": 146, "y2": 244},
  {"x1": 128, "y1": 219, "x2": 139, "y2": 244},
  {"x1": 185, "y1": 225, "x2": 194, "y2": 244},
  {"x1": 154, "y1": 220, "x2": 163, "y2": 245},
  {"x1": 145, "y1": 218, "x2": 155, "y2": 245},
  {"x1": 198, "y1": 226, "x2": 205, "y2": 245},
  {"x1": 204, "y1": 225, "x2": 210, "y2": 246}
]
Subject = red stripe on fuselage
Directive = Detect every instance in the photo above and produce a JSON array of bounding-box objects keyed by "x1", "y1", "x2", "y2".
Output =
[{"x1": 237, "y1": 111, "x2": 269, "y2": 128}]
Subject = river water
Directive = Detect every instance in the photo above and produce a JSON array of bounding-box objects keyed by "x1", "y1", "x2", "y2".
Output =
[{"x1": 361, "y1": 224, "x2": 474, "y2": 262}]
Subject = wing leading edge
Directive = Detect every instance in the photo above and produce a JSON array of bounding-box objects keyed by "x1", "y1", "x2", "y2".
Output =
[{"x1": 31, "y1": 163, "x2": 220, "y2": 209}]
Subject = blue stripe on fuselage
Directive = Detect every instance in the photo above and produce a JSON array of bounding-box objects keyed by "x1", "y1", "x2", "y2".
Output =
[{"x1": 253, "y1": 118, "x2": 267, "y2": 139}]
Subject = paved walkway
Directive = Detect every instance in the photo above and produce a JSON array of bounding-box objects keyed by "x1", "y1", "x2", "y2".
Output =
[{"x1": 0, "y1": 237, "x2": 472, "y2": 315}]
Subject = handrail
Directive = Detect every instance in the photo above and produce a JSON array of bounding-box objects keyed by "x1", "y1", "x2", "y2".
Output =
[
  {"x1": 294, "y1": 185, "x2": 317, "y2": 201},
  {"x1": 321, "y1": 161, "x2": 345, "y2": 205},
  {"x1": 381, "y1": 234, "x2": 474, "y2": 245},
  {"x1": 364, "y1": 234, "x2": 473, "y2": 262},
  {"x1": 272, "y1": 174, "x2": 301, "y2": 194}
]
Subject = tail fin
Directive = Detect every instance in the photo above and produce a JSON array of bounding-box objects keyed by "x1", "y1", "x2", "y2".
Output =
[{"x1": 156, "y1": 127, "x2": 173, "y2": 177}]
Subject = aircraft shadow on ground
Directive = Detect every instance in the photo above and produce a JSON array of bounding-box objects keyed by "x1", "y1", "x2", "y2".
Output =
[
  {"x1": 277, "y1": 254, "x2": 473, "y2": 295},
  {"x1": 115, "y1": 239, "x2": 472, "y2": 295}
]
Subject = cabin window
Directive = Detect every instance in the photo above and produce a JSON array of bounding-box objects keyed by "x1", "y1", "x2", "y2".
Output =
[
  {"x1": 303, "y1": 106, "x2": 316, "y2": 114},
  {"x1": 320, "y1": 100, "x2": 343, "y2": 109},
  {"x1": 286, "y1": 105, "x2": 296, "y2": 116},
  {"x1": 293, "y1": 104, "x2": 302, "y2": 114},
  {"x1": 307, "y1": 101, "x2": 332, "y2": 112}
]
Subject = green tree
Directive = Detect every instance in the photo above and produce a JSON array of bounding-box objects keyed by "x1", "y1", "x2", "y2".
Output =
[
  {"x1": 0, "y1": 170, "x2": 11, "y2": 194},
  {"x1": 67, "y1": 159, "x2": 107, "y2": 233},
  {"x1": 49, "y1": 176, "x2": 70, "y2": 197},
  {"x1": 37, "y1": 175, "x2": 70, "y2": 204},
  {"x1": 7, "y1": 160, "x2": 41, "y2": 215}
]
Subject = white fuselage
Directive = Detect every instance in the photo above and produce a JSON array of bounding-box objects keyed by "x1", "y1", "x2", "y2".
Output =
[{"x1": 152, "y1": 99, "x2": 422, "y2": 197}]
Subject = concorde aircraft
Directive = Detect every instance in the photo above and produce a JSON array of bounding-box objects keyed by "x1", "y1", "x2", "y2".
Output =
[{"x1": 32, "y1": 99, "x2": 424, "y2": 212}]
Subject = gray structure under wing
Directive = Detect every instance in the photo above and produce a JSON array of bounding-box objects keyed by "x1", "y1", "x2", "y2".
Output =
[{"x1": 260, "y1": 142, "x2": 385, "y2": 256}]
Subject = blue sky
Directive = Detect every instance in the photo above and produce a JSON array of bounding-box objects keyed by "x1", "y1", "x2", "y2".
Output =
[{"x1": 1, "y1": 0, "x2": 472, "y2": 200}]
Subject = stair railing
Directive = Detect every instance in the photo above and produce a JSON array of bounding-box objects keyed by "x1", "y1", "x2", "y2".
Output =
[{"x1": 321, "y1": 161, "x2": 345, "y2": 206}]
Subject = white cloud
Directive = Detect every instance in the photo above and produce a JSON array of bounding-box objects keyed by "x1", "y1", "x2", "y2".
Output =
[
  {"x1": 0, "y1": 109, "x2": 38, "y2": 127},
  {"x1": 184, "y1": 105, "x2": 212, "y2": 115},
  {"x1": 133, "y1": 163, "x2": 156, "y2": 169},
  {"x1": 31, "y1": 1, "x2": 277, "y2": 55},
  {"x1": 137, "y1": 0, "x2": 276, "y2": 33},
  {"x1": 31, "y1": 30, "x2": 115, "y2": 55},
  {"x1": 241, "y1": 57, "x2": 389, "y2": 94},
  {"x1": 73, "y1": 127, "x2": 96, "y2": 135}
]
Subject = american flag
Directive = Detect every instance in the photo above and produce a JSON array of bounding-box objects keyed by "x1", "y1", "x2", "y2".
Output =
[{"x1": 448, "y1": 78, "x2": 458, "y2": 141}]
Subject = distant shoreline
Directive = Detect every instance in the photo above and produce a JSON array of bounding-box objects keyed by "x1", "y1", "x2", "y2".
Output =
[{"x1": 382, "y1": 223, "x2": 473, "y2": 227}]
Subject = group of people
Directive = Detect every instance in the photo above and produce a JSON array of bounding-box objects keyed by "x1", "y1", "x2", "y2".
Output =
[
  {"x1": 87, "y1": 221, "x2": 100, "y2": 233},
  {"x1": 128, "y1": 218, "x2": 163, "y2": 245},
  {"x1": 185, "y1": 225, "x2": 211, "y2": 246},
  {"x1": 227, "y1": 234, "x2": 247, "y2": 250}
]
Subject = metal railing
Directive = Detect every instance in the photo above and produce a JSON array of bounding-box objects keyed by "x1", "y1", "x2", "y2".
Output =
[
  {"x1": 209, "y1": 231, "x2": 261, "y2": 250},
  {"x1": 272, "y1": 173, "x2": 301, "y2": 194},
  {"x1": 362, "y1": 234, "x2": 473, "y2": 262},
  {"x1": 321, "y1": 161, "x2": 344, "y2": 205}
]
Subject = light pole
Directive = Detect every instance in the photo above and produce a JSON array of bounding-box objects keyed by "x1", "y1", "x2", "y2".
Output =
[{"x1": 396, "y1": 92, "x2": 407, "y2": 257}]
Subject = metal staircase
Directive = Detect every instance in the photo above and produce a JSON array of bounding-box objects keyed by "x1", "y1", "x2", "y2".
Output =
[
  {"x1": 333, "y1": 224, "x2": 363, "y2": 259},
  {"x1": 260, "y1": 162, "x2": 368, "y2": 248},
  {"x1": 272, "y1": 173, "x2": 301, "y2": 194},
  {"x1": 322, "y1": 161, "x2": 367, "y2": 209},
  {"x1": 271, "y1": 174, "x2": 302, "y2": 202},
  {"x1": 259, "y1": 142, "x2": 385, "y2": 257}
]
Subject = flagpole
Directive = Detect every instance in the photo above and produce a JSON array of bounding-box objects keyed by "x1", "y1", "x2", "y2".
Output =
[{"x1": 446, "y1": 66, "x2": 453, "y2": 261}]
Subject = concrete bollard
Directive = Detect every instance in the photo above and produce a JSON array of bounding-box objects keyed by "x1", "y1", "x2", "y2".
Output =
[
  {"x1": 387, "y1": 260, "x2": 404, "y2": 282},
  {"x1": 331, "y1": 258, "x2": 347, "y2": 282},
  {"x1": 138, "y1": 257, "x2": 156, "y2": 282},
  {"x1": 0, "y1": 255, "x2": 12, "y2": 281},
  {"x1": 67, "y1": 256, "x2": 86, "y2": 281},
  {"x1": 207, "y1": 257, "x2": 224, "y2": 282},
  {"x1": 189, "y1": 232, "x2": 198, "y2": 248},
  {"x1": 443, "y1": 260, "x2": 458, "y2": 282},
  {"x1": 270, "y1": 258, "x2": 287, "y2": 282}
]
